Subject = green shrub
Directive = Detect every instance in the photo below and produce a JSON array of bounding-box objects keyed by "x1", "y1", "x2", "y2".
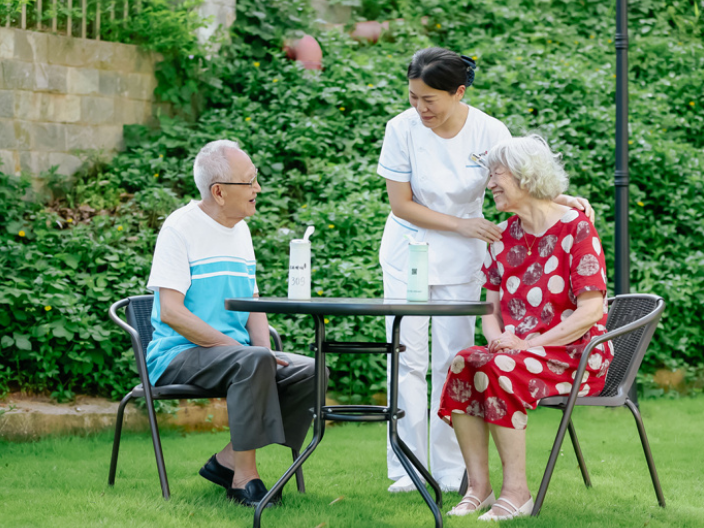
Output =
[{"x1": 1, "y1": 0, "x2": 702, "y2": 401}]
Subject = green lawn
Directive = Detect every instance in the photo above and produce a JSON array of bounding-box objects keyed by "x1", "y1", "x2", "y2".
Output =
[{"x1": 1, "y1": 397, "x2": 703, "y2": 528}]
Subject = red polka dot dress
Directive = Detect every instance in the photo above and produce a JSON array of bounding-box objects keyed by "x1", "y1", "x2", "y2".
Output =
[{"x1": 438, "y1": 209, "x2": 613, "y2": 430}]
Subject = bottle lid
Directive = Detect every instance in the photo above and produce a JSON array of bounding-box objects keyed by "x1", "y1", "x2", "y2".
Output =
[{"x1": 290, "y1": 239, "x2": 311, "y2": 245}]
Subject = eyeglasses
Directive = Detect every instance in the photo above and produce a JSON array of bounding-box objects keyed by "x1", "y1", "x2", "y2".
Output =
[{"x1": 209, "y1": 168, "x2": 259, "y2": 189}]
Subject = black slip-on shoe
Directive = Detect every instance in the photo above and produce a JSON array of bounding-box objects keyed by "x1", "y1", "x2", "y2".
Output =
[
  {"x1": 226, "y1": 486, "x2": 255, "y2": 507},
  {"x1": 199, "y1": 454, "x2": 234, "y2": 489},
  {"x1": 226, "y1": 479, "x2": 281, "y2": 508}
]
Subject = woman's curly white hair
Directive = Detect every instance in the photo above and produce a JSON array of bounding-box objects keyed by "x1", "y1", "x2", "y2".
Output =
[{"x1": 485, "y1": 135, "x2": 569, "y2": 200}]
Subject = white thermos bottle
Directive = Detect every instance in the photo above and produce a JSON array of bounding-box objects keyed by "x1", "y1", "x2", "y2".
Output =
[
  {"x1": 407, "y1": 241, "x2": 429, "y2": 302},
  {"x1": 288, "y1": 226, "x2": 315, "y2": 300}
]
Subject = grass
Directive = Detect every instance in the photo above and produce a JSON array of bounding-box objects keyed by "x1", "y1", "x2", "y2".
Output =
[{"x1": 1, "y1": 397, "x2": 703, "y2": 528}]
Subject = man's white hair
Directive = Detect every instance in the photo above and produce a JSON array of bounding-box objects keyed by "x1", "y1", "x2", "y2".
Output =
[
  {"x1": 193, "y1": 139, "x2": 241, "y2": 198},
  {"x1": 485, "y1": 135, "x2": 569, "y2": 200}
]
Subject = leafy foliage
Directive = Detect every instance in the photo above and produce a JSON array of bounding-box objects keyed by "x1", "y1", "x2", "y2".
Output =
[{"x1": 1, "y1": 0, "x2": 703, "y2": 401}]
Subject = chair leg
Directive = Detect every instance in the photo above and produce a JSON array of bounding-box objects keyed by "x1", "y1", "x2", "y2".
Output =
[
  {"x1": 459, "y1": 470, "x2": 469, "y2": 496},
  {"x1": 144, "y1": 396, "x2": 170, "y2": 500},
  {"x1": 624, "y1": 399, "x2": 666, "y2": 507},
  {"x1": 291, "y1": 448, "x2": 305, "y2": 493},
  {"x1": 532, "y1": 405, "x2": 575, "y2": 516},
  {"x1": 108, "y1": 392, "x2": 133, "y2": 486},
  {"x1": 567, "y1": 418, "x2": 592, "y2": 487}
]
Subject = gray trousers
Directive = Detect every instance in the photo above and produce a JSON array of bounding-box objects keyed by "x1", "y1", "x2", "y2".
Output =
[{"x1": 157, "y1": 346, "x2": 317, "y2": 452}]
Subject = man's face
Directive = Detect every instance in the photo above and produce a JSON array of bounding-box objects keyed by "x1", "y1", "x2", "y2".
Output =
[{"x1": 215, "y1": 150, "x2": 262, "y2": 223}]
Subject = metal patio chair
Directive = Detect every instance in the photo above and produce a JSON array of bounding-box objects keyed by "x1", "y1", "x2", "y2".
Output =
[
  {"x1": 459, "y1": 294, "x2": 666, "y2": 515},
  {"x1": 107, "y1": 294, "x2": 305, "y2": 500}
]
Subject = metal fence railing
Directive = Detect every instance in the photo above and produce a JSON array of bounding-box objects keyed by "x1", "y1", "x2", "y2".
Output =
[{"x1": 1, "y1": 0, "x2": 144, "y2": 40}]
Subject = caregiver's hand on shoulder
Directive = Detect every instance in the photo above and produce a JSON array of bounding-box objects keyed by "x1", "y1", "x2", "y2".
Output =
[
  {"x1": 455, "y1": 218, "x2": 502, "y2": 243},
  {"x1": 556, "y1": 194, "x2": 595, "y2": 223}
]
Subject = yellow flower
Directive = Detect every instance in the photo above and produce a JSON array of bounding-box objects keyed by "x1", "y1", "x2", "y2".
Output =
[
  {"x1": 368, "y1": 83, "x2": 374, "y2": 88},
  {"x1": 339, "y1": 107, "x2": 345, "y2": 111},
  {"x1": 387, "y1": 54, "x2": 392, "y2": 58},
  {"x1": 154, "y1": 173, "x2": 159, "y2": 178},
  {"x1": 245, "y1": 117, "x2": 251, "y2": 121},
  {"x1": 516, "y1": 56, "x2": 522, "y2": 61},
  {"x1": 662, "y1": 128, "x2": 667, "y2": 132},
  {"x1": 324, "y1": 318, "x2": 329, "y2": 324},
  {"x1": 608, "y1": 39, "x2": 613, "y2": 44},
  {"x1": 159, "y1": 154, "x2": 163, "y2": 158},
  {"x1": 547, "y1": 39, "x2": 552, "y2": 44},
  {"x1": 628, "y1": 140, "x2": 633, "y2": 145},
  {"x1": 18, "y1": 230, "x2": 25, "y2": 237},
  {"x1": 44, "y1": 305, "x2": 52, "y2": 311},
  {"x1": 254, "y1": 62, "x2": 260, "y2": 67},
  {"x1": 273, "y1": 78, "x2": 279, "y2": 83},
  {"x1": 312, "y1": 268, "x2": 317, "y2": 272},
  {"x1": 117, "y1": 225, "x2": 123, "y2": 231},
  {"x1": 67, "y1": 218, "x2": 73, "y2": 223},
  {"x1": 574, "y1": 40, "x2": 579, "y2": 45},
  {"x1": 301, "y1": 204, "x2": 308, "y2": 209},
  {"x1": 589, "y1": 34, "x2": 595, "y2": 39},
  {"x1": 637, "y1": 201, "x2": 645, "y2": 207},
  {"x1": 689, "y1": 101, "x2": 695, "y2": 107},
  {"x1": 613, "y1": 74, "x2": 617, "y2": 78},
  {"x1": 436, "y1": 23, "x2": 441, "y2": 29},
  {"x1": 528, "y1": 108, "x2": 534, "y2": 113},
  {"x1": 472, "y1": 55, "x2": 477, "y2": 61},
  {"x1": 317, "y1": 290, "x2": 323, "y2": 296},
  {"x1": 328, "y1": 224, "x2": 335, "y2": 229}
]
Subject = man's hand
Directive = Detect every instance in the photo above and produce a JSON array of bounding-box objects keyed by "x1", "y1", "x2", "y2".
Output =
[{"x1": 270, "y1": 350, "x2": 289, "y2": 367}]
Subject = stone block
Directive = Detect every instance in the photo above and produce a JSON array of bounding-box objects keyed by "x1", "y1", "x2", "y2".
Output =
[
  {"x1": 35, "y1": 63, "x2": 68, "y2": 93},
  {"x1": 67, "y1": 67, "x2": 99, "y2": 95},
  {"x1": 115, "y1": 98, "x2": 152, "y2": 124},
  {"x1": 66, "y1": 124, "x2": 123, "y2": 151},
  {"x1": 48, "y1": 152, "x2": 83, "y2": 175},
  {"x1": 0, "y1": 148, "x2": 19, "y2": 174},
  {"x1": 103, "y1": 41, "x2": 136, "y2": 72},
  {"x1": 13, "y1": 120, "x2": 31, "y2": 149},
  {"x1": 37, "y1": 93, "x2": 81, "y2": 123},
  {"x1": 1, "y1": 60, "x2": 34, "y2": 90},
  {"x1": 0, "y1": 90, "x2": 14, "y2": 118},
  {"x1": 14, "y1": 91, "x2": 40, "y2": 121},
  {"x1": 80, "y1": 96, "x2": 115, "y2": 124},
  {"x1": 46, "y1": 34, "x2": 91, "y2": 67},
  {"x1": 98, "y1": 70, "x2": 128, "y2": 97},
  {"x1": 13, "y1": 30, "x2": 48, "y2": 63},
  {"x1": 134, "y1": 50, "x2": 160, "y2": 74},
  {"x1": 0, "y1": 29, "x2": 14, "y2": 59},
  {"x1": 0, "y1": 119, "x2": 16, "y2": 149},
  {"x1": 126, "y1": 73, "x2": 156, "y2": 101},
  {"x1": 30, "y1": 122, "x2": 67, "y2": 151}
]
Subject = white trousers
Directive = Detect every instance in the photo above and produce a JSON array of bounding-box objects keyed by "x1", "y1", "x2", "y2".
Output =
[{"x1": 384, "y1": 273, "x2": 480, "y2": 481}]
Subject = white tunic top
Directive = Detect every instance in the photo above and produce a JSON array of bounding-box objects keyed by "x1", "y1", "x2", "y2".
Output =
[{"x1": 377, "y1": 106, "x2": 511, "y2": 286}]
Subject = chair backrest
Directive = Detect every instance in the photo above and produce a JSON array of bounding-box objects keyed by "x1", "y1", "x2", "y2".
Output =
[
  {"x1": 109, "y1": 295, "x2": 155, "y2": 387},
  {"x1": 600, "y1": 294, "x2": 664, "y2": 398}
]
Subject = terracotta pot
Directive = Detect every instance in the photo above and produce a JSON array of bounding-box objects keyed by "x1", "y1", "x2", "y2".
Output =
[
  {"x1": 283, "y1": 38, "x2": 297, "y2": 60},
  {"x1": 295, "y1": 34, "x2": 323, "y2": 70},
  {"x1": 350, "y1": 20, "x2": 384, "y2": 43}
]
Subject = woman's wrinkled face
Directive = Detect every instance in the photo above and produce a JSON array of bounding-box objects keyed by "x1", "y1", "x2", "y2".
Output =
[
  {"x1": 408, "y1": 78, "x2": 463, "y2": 130},
  {"x1": 487, "y1": 165, "x2": 527, "y2": 212}
]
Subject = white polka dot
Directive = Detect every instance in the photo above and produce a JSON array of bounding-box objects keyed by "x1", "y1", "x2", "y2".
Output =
[
  {"x1": 548, "y1": 275, "x2": 565, "y2": 294},
  {"x1": 497, "y1": 262, "x2": 504, "y2": 277},
  {"x1": 592, "y1": 237, "x2": 602, "y2": 255},
  {"x1": 561, "y1": 309, "x2": 574, "y2": 321},
  {"x1": 499, "y1": 376, "x2": 514, "y2": 394},
  {"x1": 506, "y1": 276, "x2": 521, "y2": 294},
  {"x1": 556, "y1": 382, "x2": 572, "y2": 395},
  {"x1": 511, "y1": 411, "x2": 528, "y2": 429},
  {"x1": 497, "y1": 221, "x2": 508, "y2": 232},
  {"x1": 450, "y1": 356, "x2": 465, "y2": 374},
  {"x1": 478, "y1": 272, "x2": 487, "y2": 286},
  {"x1": 561, "y1": 235, "x2": 574, "y2": 253},
  {"x1": 495, "y1": 355, "x2": 516, "y2": 372},
  {"x1": 578, "y1": 384, "x2": 590, "y2": 397},
  {"x1": 527, "y1": 287, "x2": 543, "y2": 307},
  {"x1": 527, "y1": 346, "x2": 546, "y2": 357},
  {"x1": 500, "y1": 287, "x2": 504, "y2": 300},
  {"x1": 588, "y1": 353, "x2": 603, "y2": 370},
  {"x1": 526, "y1": 332, "x2": 541, "y2": 340},
  {"x1": 601, "y1": 268, "x2": 607, "y2": 282},
  {"x1": 484, "y1": 252, "x2": 493, "y2": 268},
  {"x1": 474, "y1": 372, "x2": 489, "y2": 392},
  {"x1": 545, "y1": 255, "x2": 558, "y2": 274},
  {"x1": 577, "y1": 254, "x2": 600, "y2": 276},
  {"x1": 492, "y1": 240, "x2": 505, "y2": 257},
  {"x1": 525, "y1": 357, "x2": 543, "y2": 374},
  {"x1": 505, "y1": 325, "x2": 516, "y2": 334},
  {"x1": 571, "y1": 370, "x2": 589, "y2": 383},
  {"x1": 561, "y1": 210, "x2": 579, "y2": 223}
]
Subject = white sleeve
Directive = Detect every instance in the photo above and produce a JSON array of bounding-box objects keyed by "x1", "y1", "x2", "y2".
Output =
[
  {"x1": 377, "y1": 118, "x2": 413, "y2": 183},
  {"x1": 147, "y1": 226, "x2": 191, "y2": 295}
]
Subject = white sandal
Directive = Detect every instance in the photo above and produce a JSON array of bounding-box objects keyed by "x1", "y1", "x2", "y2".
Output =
[
  {"x1": 447, "y1": 490, "x2": 496, "y2": 517},
  {"x1": 477, "y1": 496, "x2": 534, "y2": 521}
]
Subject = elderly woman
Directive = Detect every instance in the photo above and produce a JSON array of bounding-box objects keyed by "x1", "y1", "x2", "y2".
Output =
[{"x1": 438, "y1": 135, "x2": 612, "y2": 521}]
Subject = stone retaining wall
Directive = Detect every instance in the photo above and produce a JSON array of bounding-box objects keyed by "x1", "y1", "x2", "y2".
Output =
[{"x1": 0, "y1": 27, "x2": 160, "y2": 176}]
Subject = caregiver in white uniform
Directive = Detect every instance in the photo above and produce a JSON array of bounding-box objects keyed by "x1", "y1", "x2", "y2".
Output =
[{"x1": 378, "y1": 47, "x2": 593, "y2": 493}]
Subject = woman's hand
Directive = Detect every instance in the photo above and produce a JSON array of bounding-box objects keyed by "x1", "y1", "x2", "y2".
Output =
[
  {"x1": 455, "y1": 218, "x2": 502, "y2": 243},
  {"x1": 555, "y1": 194, "x2": 595, "y2": 223},
  {"x1": 488, "y1": 331, "x2": 529, "y2": 353}
]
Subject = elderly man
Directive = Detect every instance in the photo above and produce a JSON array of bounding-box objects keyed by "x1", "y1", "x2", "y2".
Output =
[{"x1": 145, "y1": 140, "x2": 316, "y2": 506}]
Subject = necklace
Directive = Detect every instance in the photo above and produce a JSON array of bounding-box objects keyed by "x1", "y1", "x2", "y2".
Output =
[{"x1": 521, "y1": 221, "x2": 539, "y2": 256}]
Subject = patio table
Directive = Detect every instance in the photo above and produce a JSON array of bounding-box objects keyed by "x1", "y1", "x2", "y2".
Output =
[{"x1": 224, "y1": 297, "x2": 493, "y2": 528}]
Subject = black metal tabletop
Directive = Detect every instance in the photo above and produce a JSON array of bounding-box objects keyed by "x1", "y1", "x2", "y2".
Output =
[{"x1": 225, "y1": 297, "x2": 493, "y2": 317}]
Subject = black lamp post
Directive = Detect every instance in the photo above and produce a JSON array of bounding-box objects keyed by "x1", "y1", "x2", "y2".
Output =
[{"x1": 615, "y1": 0, "x2": 638, "y2": 404}]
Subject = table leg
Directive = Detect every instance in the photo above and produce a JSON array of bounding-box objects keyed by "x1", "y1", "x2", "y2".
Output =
[
  {"x1": 388, "y1": 315, "x2": 443, "y2": 528},
  {"x1": 253, "y1": 314, "x2": 327, "y2": 528}
]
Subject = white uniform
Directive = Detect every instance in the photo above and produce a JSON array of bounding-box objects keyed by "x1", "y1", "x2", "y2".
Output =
[{"x1": 378, "y1": 106, "x2": 511, "y2": 482}]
